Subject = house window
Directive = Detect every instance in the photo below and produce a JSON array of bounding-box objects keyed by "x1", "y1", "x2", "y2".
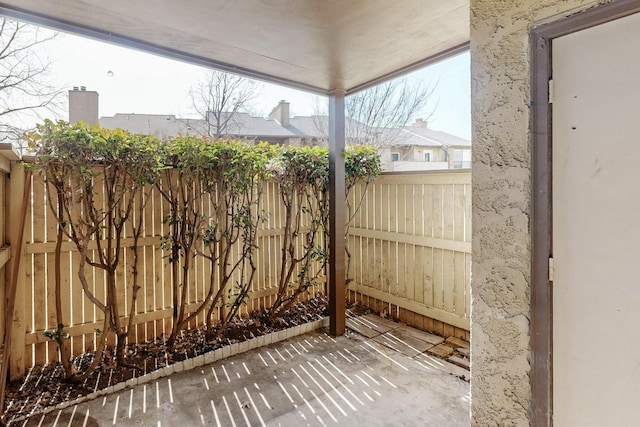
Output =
[
  {"x1": 424, "y1": 151, "x2": 432, "y2": 161},
  {"x1": 391, "y1": 152, "x2": 400, "y2": 162},
  {"x1": 453, "y1": 149, "x2": 472, "y2": 169}
]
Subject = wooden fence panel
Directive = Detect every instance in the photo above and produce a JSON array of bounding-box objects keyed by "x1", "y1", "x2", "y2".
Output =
[
  {"x1": 348, "y1": 171, "x2": 472, "y2": 335},
  {"x1": 17, "y1": 170, "x2": 328, "y2": 367}
]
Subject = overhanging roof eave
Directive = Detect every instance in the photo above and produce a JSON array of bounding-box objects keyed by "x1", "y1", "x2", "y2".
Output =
[
  {"x1": 0, "y1": 3, "x2": 469, "y2": 96},
  {"x1": 0, "y1": 3, "x2": 331, "y2": 95}
]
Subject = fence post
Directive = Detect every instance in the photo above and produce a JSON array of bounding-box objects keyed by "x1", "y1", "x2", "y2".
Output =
[
  {"x1": 7, "y1": 162, "x2": 29, "y2": 380},
  {"x1": 0, "y1": 164, "x2": 6, "y2": 359}
]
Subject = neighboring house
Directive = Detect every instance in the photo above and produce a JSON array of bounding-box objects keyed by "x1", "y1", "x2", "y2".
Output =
[
  {"x1": 99, "y1": 111, "x2": 299, "y2": 145},
  {"x1": 69, "y1": 89, "x2": 471, "y2": 170},
  {"x1": 268, "y1": 101, "x2": 472, "y2": 171},
  {"x1": 269, "y1": 100, "x2": 370, "y2": 147},
  {"x1": 69, "y1": 88, "x2": 300, "y2": 145},
  {"x1": 382, "y1": 119, "x2": 472, "y2": 171}
]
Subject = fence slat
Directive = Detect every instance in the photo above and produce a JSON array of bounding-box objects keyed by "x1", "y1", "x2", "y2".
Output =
[
  {"x1": 31, "y1": 174, "x2": 46, "y2": 365},
  {"x1": 151, "y1": 183, "x2": 165, "y2": 336},
  {"x1": 454, "y1": 184, "x2": 466, "y2": 242},
  {"x1": 442, "y1": 249, "x2": 455, "y2": 335},
  {"x1": 454, "y1": 252, "x2": 466, "y2": 316},
  {"x1": 71, "y1": 251, "x2": 85, "y2": 353}
]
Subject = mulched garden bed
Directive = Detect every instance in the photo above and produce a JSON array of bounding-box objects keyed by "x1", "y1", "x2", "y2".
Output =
[{"x1": 2, "y1": 297, "x2": 331, "y2": 425}]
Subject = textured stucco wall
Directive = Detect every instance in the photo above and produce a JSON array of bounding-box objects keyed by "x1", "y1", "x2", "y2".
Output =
[{"x1": 469, "y1": 1, "x2": 600, "y2": 425}]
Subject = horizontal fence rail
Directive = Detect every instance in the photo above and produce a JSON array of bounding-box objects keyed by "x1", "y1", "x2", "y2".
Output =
[
  {"x1": 5, "y1": 164, "x2": 471, "y2": 377},
  {"x1": 347, "y1": 171, "x2": 471, "y2": 339}
]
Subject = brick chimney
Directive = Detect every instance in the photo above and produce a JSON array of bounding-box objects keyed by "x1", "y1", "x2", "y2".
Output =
[
  {"x1": 69, "y1": 86, "x2": 99, "y2": 125},
  {"x1": 413, "y1": 118, "x2": 427, "y2": 127},
  {"x1": 269, "y1": 100, "x2": 290, "y2": 127}
]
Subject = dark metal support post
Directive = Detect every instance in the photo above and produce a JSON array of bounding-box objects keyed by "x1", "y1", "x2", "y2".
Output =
[{"x1": 328, "y1": 90, "x2": 346, "y2": 336}]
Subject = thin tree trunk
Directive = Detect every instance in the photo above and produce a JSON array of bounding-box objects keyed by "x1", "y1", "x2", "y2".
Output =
[{"x1": 54, "y1": 199, "x2": 73, "y2": 379}]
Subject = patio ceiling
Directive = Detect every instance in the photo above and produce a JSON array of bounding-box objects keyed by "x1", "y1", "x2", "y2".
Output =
[{"x1": 0, "y1": 0, "x2": 469, "y2": 95}]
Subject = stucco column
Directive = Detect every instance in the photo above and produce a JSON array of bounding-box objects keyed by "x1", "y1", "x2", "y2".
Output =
[{"x1": 328, "y1": 90, "x2": 346, "y2": 336}]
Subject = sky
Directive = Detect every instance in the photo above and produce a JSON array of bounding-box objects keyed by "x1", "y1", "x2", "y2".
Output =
[{"x1": 19, "y1": 24, "x2": 471, "y2": 140}]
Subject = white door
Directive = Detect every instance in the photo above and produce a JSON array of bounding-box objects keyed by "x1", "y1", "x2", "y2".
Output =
[{"x1": 552, "y1": 11, "x2": 640, "y2": 426}]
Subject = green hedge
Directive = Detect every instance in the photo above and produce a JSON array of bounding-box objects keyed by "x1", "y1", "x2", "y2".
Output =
[{"x1": 26, "y1": 120, "x2": 381, "y2": 371}]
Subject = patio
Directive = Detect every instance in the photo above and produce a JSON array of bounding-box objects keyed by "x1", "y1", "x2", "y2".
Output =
[
  {"x1": 6, "y1": 0, "x2": 631, "y2": 425},
  {"x1": 15, "y1": 315, "x2": 469, "y2": 427},
  {"x1": 0, "y1": 6, "x2": 477, "y2": 427}
]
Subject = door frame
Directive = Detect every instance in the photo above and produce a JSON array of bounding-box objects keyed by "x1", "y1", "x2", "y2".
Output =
[{"x1": 530, "y1": 1, "x2": 640, "y2": 425}]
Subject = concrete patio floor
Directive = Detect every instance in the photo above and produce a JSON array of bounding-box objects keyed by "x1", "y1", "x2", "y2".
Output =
[{"x1": 18, "y1": 316, "x2": 470, "y2": 426}]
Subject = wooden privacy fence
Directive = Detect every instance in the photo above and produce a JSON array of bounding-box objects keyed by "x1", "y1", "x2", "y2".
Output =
[
  {"x1": 4, "y1": 162, "x2": 471, "y2": 378},
  {"x1": 346, "y1": 170, "x2": 471, "y2": 340},
  {"x1": 8, "y1": 164, "x2": 324, "y2": 379}
]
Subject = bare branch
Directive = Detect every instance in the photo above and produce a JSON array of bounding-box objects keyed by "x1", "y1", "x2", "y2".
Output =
[
  {"x1": 0, "y1": 18, "x2": 64, "y2": 142},
  {"x1": 313, "y1": 77, "x2": 436, "y2": 148},
  {"x1": 188, "y1": 70, "x2": 261, "y2": 139}
]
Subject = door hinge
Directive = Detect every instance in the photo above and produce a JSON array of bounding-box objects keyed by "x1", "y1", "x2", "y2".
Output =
[
  {"x1": 548, "y1": 79, "x2": 554, "y2": 104},
  {"x1": 548, "y1": 257, "x2": 554, "y2": 282}
]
